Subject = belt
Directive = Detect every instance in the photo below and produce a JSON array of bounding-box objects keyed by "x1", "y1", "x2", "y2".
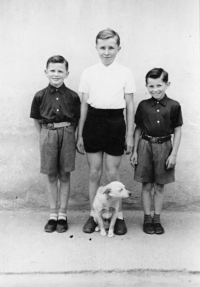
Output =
[
  {"x1": 42, "y1": 122, "x2": 72, "y2": 130},
  {"x1": 142, "y1": 133, "x2": 171, "y2": 144}
]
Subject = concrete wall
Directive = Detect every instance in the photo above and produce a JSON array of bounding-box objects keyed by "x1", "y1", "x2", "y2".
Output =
[{"x1": 0, "y1": 0, "x2": 199, "y2": 210}]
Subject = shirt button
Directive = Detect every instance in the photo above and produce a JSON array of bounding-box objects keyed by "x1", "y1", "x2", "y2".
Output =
[
  {"x1": 57, "y1": 109, "x2": 59, "y2": 112},
  {"x1": 56, "y1": 98, "x2": 59, "y2": 100},
  {"x1": 157, "y1": 102, "x2": 159, "y2": 104},
  {"x1": 157, "y1": 120, "x2": 160, "y2": 123},
  {"x1": 157, "y1": 109, "x2": 160, "y2": 112},
  {"x1": 56, "y1": 89, "x2": 58, "y2": 91}
]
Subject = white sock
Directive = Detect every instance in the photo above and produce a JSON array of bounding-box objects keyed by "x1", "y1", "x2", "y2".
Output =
[
  {"x1": 58, "y1": 212, "x2": 67, "y2": 220},
  {"x1": 118, "y1": 211, "x2": 124, "y2": 220},
  {"x1": 49, "y1": 213, "x2": 58, "y2": 221}
]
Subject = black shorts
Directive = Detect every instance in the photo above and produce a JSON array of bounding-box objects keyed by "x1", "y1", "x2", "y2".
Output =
[{"x1": 83, "y1": 105, "x2": 126, "y2": 156}]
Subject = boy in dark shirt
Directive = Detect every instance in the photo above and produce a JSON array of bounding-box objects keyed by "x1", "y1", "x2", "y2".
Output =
[
  {"x1": 30, "y1": 55, "x2": 80, "y2": 233},
  {"x1": 131, "y1": 68, "x2": 183, "y2": 235}
]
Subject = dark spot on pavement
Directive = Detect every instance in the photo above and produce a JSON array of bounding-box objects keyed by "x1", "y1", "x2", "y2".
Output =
[
  {"x1": 89, "y1": 238, "x2": 92, "y2": 241},
  {"x1": 70, "y1": 235, "x2": 73, "y2": 238}
]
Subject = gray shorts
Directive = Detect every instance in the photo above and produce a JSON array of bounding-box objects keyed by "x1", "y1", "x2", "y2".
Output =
[
  {"x1": 40, "y1": 125, "x2": 75, "y2": 175},
  {"x1": 134, "y1": 139, "x2": 175, "y2": 185}
]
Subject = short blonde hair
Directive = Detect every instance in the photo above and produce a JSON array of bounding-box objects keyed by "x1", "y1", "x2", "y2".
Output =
[{"x1": 96, "y1": 28, "x2": 120, "y2": 46}]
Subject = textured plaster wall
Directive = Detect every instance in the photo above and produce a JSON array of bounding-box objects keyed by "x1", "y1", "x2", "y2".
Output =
[{"x1": 0, "y1": 0, "x2": 199, "y2": 210}]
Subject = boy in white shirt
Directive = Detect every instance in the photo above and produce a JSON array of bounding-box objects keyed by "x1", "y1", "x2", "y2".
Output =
[{"x1": 77, "y1": 29, "x2": 136, "y2": 235}]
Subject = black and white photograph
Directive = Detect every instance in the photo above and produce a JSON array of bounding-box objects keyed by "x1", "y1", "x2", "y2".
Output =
[{"x1": 0, "y1": 0, "x2": 199, "y2": 286}]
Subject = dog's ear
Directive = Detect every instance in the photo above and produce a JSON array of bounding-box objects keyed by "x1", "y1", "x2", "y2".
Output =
[{"x1": 103, "y1": 188, "x2": 111, "y2": 195}]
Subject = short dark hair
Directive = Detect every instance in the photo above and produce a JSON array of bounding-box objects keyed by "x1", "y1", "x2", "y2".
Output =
[
  {"x1": 96, "y1": 28, "x2": 120, "y2": 46},
  {"x1": 46, "y1": 55, "x2": 69, "y2": 71},
  {"x1": 145, "y1": 68, "x2": 168, "y2": 84}
]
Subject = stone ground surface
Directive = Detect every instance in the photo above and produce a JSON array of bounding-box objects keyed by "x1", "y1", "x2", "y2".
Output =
[
  {"x1": 0, "y1": 209, "x2": 200, "y2": 286},
  {"x1": 0, "y1": 126, "x2": 200, "y2": 286}
]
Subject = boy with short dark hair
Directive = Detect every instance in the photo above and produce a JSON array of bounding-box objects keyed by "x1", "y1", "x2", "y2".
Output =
[
  {"x1": 77, "y1": 29, "x2": 136, "y2": 235},
  {"x1": 30, "y1": 55, "x2": 80, "y2": 233},
  {"x1": 131, "y1": 68, "x2": 183, "y2": 234}
]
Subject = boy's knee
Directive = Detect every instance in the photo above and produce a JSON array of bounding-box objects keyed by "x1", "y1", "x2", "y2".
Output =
[
  {"x1": 142, "y1": 182, "x2": 153, "y2": 192},
  {"x1": 47, "y1": 173, "x2": 58, "y2": 183},
  {"x1": 154, "y1": 183, "x2": 164, "y2": 193},
  {"x1": 59, "y1": 172, "x2": 70, "y2": 183},
  {"x1": 106, "y1": 169, "x2": 118, "y2": 181},
  {"x1": 89, "y1": 169, "x2": 101, "y2": 182}
]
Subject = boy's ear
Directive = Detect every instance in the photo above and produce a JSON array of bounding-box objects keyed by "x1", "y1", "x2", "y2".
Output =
[
  {"x1": 65, "y1": 71, "x2": 69, "y2": 78},
  {"x1": 166, "y1": 82, "x2": 171, "y2": 88},
  {"x1": 44, "y1": 70, "x2": 47, "y2": 76}
]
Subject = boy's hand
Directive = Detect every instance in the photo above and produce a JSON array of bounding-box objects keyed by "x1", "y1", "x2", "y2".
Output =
[
  {"x1": 130, "y1": 152, "x2": 138, "y2": 167},
  {"x1": 125, "y1": 135, "x2": 134, "y2": 155},
  {"x1": 76, "y1": 136, "x2": 85, "y2": 155},
  {"x1": 166, "y1": 155, "x2": 176, "y2": 169}
]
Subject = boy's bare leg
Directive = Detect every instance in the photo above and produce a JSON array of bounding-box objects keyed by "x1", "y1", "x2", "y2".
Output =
[
  {"x1": 153, "y1": 183, "x2": 165, "y2": 234},
  {"x1": 105, "y1": 154, "x2": 127, "y2": 235},
  {"x1": 59, "y1": 172, "x2": 70, "y2": 213},
  {"x1": 142, "y1": 182, "x2": 154, "y2": 234},
  {"x1": 83, "y1": 152, "x2": 103, "y2": 233},
  {"x1": 54, "y1": 172, "x2": 71, "y2": 233},
  {"x1": 142, "y1": 183, "x2": 153, "y2": 214},
  {"x1": 47, "y1": 173, "x2": 58, "y2": 214},
  {"x1": 105, "y1": 154, "x2": 122, "y2": 211},
  {"x1": 45, "y1": 173, "x2": 58, "y2": 232},
  {"x1": 153, "y1": 183, "x2": 164, "y2": 214},
  {"x1": 86, "y1": 151, "x2": 103, "y2": 211}
]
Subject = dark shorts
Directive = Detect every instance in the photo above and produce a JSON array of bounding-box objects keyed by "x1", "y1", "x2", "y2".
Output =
[
  {"x1": 83, "y1": 105, "x2": 126, "y2": 156},
  {"x1": 40, "y1": 125, "x2": 75, "y2": 175},
  {"x1": 134, "y1": 139, "x2": 175, "y2": 185}
]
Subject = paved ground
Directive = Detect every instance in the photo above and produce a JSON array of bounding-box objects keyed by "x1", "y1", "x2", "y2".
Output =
[{"x1": 0, "y1": 209, "x2": 200, "y2": 286}]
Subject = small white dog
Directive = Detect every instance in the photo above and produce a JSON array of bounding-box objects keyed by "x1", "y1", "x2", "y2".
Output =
[{"x1": 93, "y1": 181, "x2": 131, "y2": 238}]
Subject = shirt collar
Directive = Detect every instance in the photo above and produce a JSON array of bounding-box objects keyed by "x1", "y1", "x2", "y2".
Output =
[
  {"x1": 48, "y1": 83, "x2": 66, "y2": 94},
  {"x1": 150, "y1": 94, "x2": 168, "y2": 106},
  {"x1": 98, "y1": 61, "x2": 118, "y2": 71}
]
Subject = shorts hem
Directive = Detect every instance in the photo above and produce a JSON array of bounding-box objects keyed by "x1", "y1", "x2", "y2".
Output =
[
  {"x1": 85, "y1": 148, "x2": 124, "y2": 156},
  {"x1": 134, "y1": 175, "x2": 175, "y2": 185},
  {"x1": 40, "y1": 167, "x2": 75, "y2": 175}
]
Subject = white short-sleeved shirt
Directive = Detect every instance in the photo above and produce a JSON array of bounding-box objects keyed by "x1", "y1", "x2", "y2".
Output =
[{"x1": 79, "y1": 61, "x2": 136, "y2": 109}]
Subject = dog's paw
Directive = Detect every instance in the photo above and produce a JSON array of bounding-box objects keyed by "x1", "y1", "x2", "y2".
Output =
[
  {"x1": 100, "y1": 230, "x2": 107, "y2": 236},
  {"x1": 108, "y1": 230, "x2": 114, "y2": 238},
  {"x1": 95, "y1": 226, "x2": 100, "y2": 232}
]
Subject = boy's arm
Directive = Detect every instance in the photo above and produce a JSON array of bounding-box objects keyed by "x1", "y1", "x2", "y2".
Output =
[
  {"x1": 166, "y1": 126, "x2": 182, "y2": 169},
  {"x1": 130, "y1": 126, "x2": 141, "y2": 166},
  {"x1": 124, "y1": 93, "x2": 135, "y2": 154},
  {"x1": 76, "y1": 93, "x2": 89, "y2": 154},
  {"x1": 33, "y1": 119, "x2": 41, "y2": 133}
]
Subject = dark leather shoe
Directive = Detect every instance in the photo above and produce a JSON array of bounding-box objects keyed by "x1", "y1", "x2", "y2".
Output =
[
  {"x1": 44, "y1": 219, "x2": 57, "y2": 233},
  {"x1": 57, "y1": 219, "x2": 68, "y2": 233},
  {"x1": 83, "y1": 216, "x2": 97, "y2": 233},
  {"x1": 114, "y1": 218, "x2": 127, "y2": 235},
  {"x1": 153, "y1": 223, "x2": 164, "y2": 234},
  {"x1": 143, "y1": 222, "x2": 154, "y2": 234}
]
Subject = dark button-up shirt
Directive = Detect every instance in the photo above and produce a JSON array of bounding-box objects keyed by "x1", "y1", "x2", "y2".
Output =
[
  {"x1": 30, "y1": 83, "x2": 80, "y2": 126},
  {"x1": 135, "y1": 95, "x2": 183, "y2": 137}
]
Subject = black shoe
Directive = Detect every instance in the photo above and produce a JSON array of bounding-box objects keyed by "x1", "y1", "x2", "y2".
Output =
[
  {"x1": 153, "y1": 222, "x2": 164, "y2": 234},
  {"x1": 143, "y1": 222, "x2": 154, "y2": 234},
  {"x1": 57, "y1": 219, "x2": 68, "y2": 233},
  {"x1": 44, "y1": 219, "x2": 57, "y2": 233},
  {"x1": 114, "y1": 218, "x2": 127, "y2": 235},
  {"x1": 83, "y1": 216, "x2": 97, "y2": 233}
]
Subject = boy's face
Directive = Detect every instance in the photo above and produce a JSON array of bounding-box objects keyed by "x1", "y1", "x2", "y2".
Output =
[
  {"x1": 96, "y1": 37, "x2": 121, "y2": 66},
  {"x1": 45, "y1": 62, "x2": 69, "y2": 88},
  {"x1": 146, "y1": 77, "x2": 170, "y2": 101}
]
